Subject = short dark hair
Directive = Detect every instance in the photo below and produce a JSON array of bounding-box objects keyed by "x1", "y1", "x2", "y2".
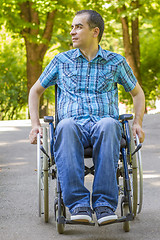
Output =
[{"x1": 76, "y1": 10, "x2": 104, "y2": 43}]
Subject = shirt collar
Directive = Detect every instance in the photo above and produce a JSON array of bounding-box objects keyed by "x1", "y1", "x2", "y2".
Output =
[
  {"x1": 96, "y1": 46, "x2": 110, "y2": 62},
  {"x1": 71, "y1": 45, "x2": 109, "y2": 62}
]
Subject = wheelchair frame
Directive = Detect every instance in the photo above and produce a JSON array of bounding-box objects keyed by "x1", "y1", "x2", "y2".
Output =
[{"x1": 37, "y1": 89, "x2": 143, "y2": 234}]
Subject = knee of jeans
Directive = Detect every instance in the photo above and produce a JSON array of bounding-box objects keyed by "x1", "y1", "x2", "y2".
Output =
[
  {"x1": 97, "y1": 117, "x2": 118, "y2": 132},
  {"x1": 56, "y1": 118, "x2": 76, "y2": 134}
]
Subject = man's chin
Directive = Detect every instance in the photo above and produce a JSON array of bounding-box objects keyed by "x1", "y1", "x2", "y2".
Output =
[{"x1": 72, "y1": 42, "x2": 80, "y2": 48}]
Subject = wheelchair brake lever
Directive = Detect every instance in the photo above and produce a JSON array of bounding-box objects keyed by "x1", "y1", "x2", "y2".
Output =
[{"x1": 131, "y1": 143, "x2": 142, "y2": 156}]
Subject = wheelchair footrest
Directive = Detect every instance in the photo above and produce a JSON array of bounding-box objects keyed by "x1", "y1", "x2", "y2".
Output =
[
  {"x1": 57, "y1": 214, "x2": 133, "y2": 227},
  {"x1": 98, "y1": 214, "x2": 134, "y2": 227},
  {"x1": 66, "y1": 219, "x2": 95, "y2": 226}
]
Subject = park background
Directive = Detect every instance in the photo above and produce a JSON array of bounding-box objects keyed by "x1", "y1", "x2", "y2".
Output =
[{"x1": 0, "y1": 0, "x2": 160, "y2": 120}]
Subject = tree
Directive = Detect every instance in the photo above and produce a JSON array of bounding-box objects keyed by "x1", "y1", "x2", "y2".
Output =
[
  {"x1": 19, "y1": 1, "x2": 56, "y2": 94},
  {"x1": 117, "y1": 0, "x2": 142, "y2": 85},
  {"x1": 1, "y1": 0, "x2": 78, "y2": 116},
  {"x1": 116, "y1": 0, "x2": 160, "y2": 107}
]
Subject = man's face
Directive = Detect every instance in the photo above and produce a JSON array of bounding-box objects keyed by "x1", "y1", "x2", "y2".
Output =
[{"x1": 70, "y1": 13, "x2": 94, "y2": 49}]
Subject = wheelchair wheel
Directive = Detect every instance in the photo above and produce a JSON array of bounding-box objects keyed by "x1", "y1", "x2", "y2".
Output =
[
  {"x1": 121, "y1": 124, "x2": 138, "y2": 232},
  {"x1": 123, "y1": 204, "x2": 130, "y2": 232},
  {"x1": 129, "y1": 124, "x2": 143, "y2": 215},
  {"x1": 135, "y1": 134, "x2": 143, "y2": 214},
  {"x1": 56, "y1": 210, "x2": 65, "y2": 234},
  {"x1": 37, "y1": 127, "x2": 49, "y2": 222},
  {"x1": 55, "y1": 203, "x2": 66, "y2": 234},
  {"x1": 129, "y1": 124, "x2": 138, "y2": 217}
]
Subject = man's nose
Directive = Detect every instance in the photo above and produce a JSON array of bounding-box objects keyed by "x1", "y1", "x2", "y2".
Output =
[{"x1": 70, "y1": 28, "x2": 76, "y2": 35}]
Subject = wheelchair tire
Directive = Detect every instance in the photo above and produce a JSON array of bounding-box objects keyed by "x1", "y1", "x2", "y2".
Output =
[
  {"x1": 56, "y1": 206, "x2": 65, "y2": 234},
  {"x1": 37, "y1": 128, "x2": 49, "y2": 223},
  {"x1": 43, "y1": 127, "x2": 49, "y2": 223},
  {"x1": 43, "y1": 170, "x2": 49, "y2": 222},
  {"x1": 37, "y1": 132, "x2": 42, "y2": 218},
  {"x1": 123, "y1": 204, "x2": 130, "y2": 232},
  {"x1": 129, "y1": 124, "x2": 138, "y2": 217},
  {"x1": 129, "y1": 124, "x2": 143, "y2": 215},
  {"x1": 135, "y1": 134, "x2": 143, "y2": 214}
]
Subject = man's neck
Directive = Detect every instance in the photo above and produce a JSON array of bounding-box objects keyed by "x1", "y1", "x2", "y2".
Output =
[{"x1": 80, "y1": 45, "x2": 99, "y2": 62}]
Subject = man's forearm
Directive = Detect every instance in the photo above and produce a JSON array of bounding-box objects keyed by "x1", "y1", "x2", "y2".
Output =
[
  {"x1": 28, "y1": 81, "x2": 45, "y2": 144},
  {"x1": 130, "y1": 83, "x2": 145, "y2": 142},
  {"x1": 29, "y1": 87, "x2": 41, "y2": 128},
  {"x1": 132, "y1": 88, "x2": 145, "y2": 127}
]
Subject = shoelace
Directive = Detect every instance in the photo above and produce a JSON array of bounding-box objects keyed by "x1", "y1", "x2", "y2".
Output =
[
  {"x1": 95, "y1": 207, "x2": 112, "y2": 214},
  {"x1": 73, "y1": 207, "x2": 93, "y2": 214}
]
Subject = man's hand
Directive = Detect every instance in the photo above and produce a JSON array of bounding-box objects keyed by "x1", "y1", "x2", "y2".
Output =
[
  {"x1": 29, "y1": 127, "x2": 43, "y2": 144},
  {"x1": 132, "y1": 123, "x2": 145, "y2": 143}
]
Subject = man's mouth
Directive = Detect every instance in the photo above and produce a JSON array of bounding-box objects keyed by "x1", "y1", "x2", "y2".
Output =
[{"x1": 72, "y1": 38, "x2": 78, "y2": 42}]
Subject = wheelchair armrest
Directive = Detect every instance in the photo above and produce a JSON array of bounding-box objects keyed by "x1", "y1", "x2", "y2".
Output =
[
  {"x1": 119, "y1": 114, "x2": 133, "y2": 121},
  {"x1": 44, "y1": 116, "x2": 54, "y2": 123}
]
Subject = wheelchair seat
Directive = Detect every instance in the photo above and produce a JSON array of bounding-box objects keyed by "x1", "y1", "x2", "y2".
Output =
[{"x1": 84, "y1": 146, "x2": 93, "y2": 158}]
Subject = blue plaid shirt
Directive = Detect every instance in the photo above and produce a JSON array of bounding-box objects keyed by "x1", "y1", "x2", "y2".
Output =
[{"x1": 39, "y1": 46, "x2": 137, "y2": 125}]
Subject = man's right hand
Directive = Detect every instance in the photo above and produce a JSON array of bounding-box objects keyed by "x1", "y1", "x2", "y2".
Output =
[{"x1": 29, "y1": 127, "x2": 43, "y2": 144}]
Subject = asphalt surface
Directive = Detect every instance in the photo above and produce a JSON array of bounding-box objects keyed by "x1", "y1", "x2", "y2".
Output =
[{"x1": 0, "y1": 114, "x2": 160, "y2": 240}]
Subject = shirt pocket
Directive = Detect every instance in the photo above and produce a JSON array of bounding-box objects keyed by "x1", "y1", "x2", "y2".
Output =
[
  {"x1": 96, "y1": 72, "x2": 114, "y2": 93},
  {"x1": 62, "y1": 69, "x2": 78, "y2": 91}
]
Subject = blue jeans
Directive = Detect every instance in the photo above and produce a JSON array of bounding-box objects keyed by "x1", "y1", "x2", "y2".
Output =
[{"x1": 54, "y1": 117, "x2": 122, "y2": 213}]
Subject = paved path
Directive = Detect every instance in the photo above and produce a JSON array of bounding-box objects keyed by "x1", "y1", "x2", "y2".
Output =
[{"x1": 0, "y1": 114, "x2": 160, "y2": 240}]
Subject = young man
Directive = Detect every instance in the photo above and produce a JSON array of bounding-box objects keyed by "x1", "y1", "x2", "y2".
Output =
[{"x1": 29, "y1": 10, "x2": 145, "y2": 225}]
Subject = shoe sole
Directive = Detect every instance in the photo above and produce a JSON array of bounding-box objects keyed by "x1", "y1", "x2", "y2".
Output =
[
  {"x1": 98, "y1": 215, "x2": 118, "y2": 225},
  {"x1": 71, "y1": 215, "x2": 92, "y2": 223}
]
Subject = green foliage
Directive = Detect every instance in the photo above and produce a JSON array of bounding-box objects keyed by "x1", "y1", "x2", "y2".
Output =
[
  {"x1": 1, "y1": 0, "x2": 79, "y2": 47},
  {"x1": 0, "y1": 27, "x2": 27, "y2": 120},
  {"x1": 42, "y1": 51, "x2": 56, "y2": 115},
  {"x1": 140, "y1": 21, "x2": 160, "y2": 106}
]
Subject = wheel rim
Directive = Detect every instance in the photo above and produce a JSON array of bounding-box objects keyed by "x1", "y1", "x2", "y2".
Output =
[
  {"x1": 37, "y1": 128, "x2": 50, "y2": 222},
  {"x1": 136, "y1": 134, "x2": 143, "y2": 214},
  {"x1": 37, "y1": 133, "x2": 42, "y2": 217},
  {"x1": 43, "y1": 127, "x2": 49, "y2": 222},
  {"x1": 129, "y1": 124, "x2": 138, "y2": 217}
]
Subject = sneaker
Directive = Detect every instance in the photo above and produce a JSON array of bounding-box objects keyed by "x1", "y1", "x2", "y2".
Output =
[
  {"x1": 71, "y1": 207, "x2": 93, "y2": 223},
  {"x1": 95, "y1": 206, "x2": 118, "y2": 225}
]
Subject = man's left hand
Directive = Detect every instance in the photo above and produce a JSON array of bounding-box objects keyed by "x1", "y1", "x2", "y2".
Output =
[{"x1": 132, "y1": 123, "x2": 145, "y2": 143}]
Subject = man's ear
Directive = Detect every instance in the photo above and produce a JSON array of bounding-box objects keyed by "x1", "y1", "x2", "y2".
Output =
[{"x1": 93, "y1": 27, "x2": 100, "y2": 39}]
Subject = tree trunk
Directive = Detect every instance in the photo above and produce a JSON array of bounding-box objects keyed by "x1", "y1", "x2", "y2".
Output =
[
  {"x1": 19, "y1": 1, "x2": 56, "y2": 116},
  {"x1": 117, "y1": 1, "x2": 142, "y2": 85},
  {"x1": 131, "y1": 17, "x2": 142, "y2": 86},
  {"x1": 25, "y1": 41, "x2": 46, "y2": 116},
  {"x1": 25, "y1": 41, "x2": 42, "y2": 92}
]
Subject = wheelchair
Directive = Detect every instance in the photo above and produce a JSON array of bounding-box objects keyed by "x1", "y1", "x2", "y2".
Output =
[{"x1": 37, "y1": 91, "x2": 143, "y2": 234}]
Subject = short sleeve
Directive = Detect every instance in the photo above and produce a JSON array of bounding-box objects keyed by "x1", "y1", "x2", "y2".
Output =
[
  {"x1": 39, "y1": 56, "x2": 58, "y2": 88},
  {"x1": 117, "y1": 57, "x2": 137, "y2": 92}
]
